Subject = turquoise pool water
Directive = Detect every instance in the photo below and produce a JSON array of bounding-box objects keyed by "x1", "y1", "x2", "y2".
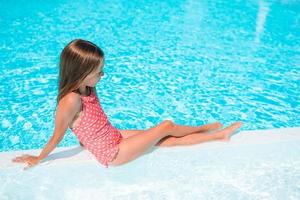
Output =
[{"x1": 0, "y1": 0, "x2": 299, "y2": 151}]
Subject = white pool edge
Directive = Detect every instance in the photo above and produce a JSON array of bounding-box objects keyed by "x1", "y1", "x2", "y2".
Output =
[{"x1": 1, "y1": 126, "x2": 299, "y2": 170}]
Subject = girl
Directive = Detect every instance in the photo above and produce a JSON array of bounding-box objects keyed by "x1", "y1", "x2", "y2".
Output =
[{"x1": 12, "y1": 39, "x2": 243, "y2": 169}]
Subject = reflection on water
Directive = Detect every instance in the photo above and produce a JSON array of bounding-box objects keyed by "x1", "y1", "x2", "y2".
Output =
[{"x1": 255, "y1": 1, "x2": 270, "y2": 43}]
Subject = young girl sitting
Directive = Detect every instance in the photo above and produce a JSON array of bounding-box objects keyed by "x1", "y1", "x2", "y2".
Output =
[{"x1": 12, "y1": 39, "x2": 243, "y2": 169}]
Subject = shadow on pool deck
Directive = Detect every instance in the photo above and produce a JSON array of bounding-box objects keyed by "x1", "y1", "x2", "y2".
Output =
[{"x1": 43, "y1": 146, "x2": 84, "y2": 162}]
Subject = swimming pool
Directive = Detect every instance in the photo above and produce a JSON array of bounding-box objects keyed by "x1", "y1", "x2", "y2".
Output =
[
  {"x1": 1, "y1": 0, "x2": 299, "y2": 152},
  {"x1": 0, "y1": 0, "x2": 299, "y2": 198}
]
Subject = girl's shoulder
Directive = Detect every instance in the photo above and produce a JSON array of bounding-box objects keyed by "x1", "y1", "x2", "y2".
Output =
[
  {"x1": 60, "y1": 92, "x2": 82, "y2": 108},
  {"x1": 58, "y1": 92, "x2": 82, "y2": 114}
]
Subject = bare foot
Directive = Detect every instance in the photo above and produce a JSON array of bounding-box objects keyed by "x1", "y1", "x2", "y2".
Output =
[
  {"x1": 217, "y1": 122, "x2": 243, "y2": 142},
  {"x1": 198, "y1": 122, "x2": 223, "y2": 132}
]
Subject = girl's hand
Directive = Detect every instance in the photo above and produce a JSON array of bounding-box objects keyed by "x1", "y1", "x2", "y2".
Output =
[{"x1": 12, "y1": 154, "x2": 41, "y2": 170}]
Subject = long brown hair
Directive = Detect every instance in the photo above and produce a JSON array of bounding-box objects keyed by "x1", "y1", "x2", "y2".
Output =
[{"x1": 56, "y1": 39, "x2": 104, "y2": 105}]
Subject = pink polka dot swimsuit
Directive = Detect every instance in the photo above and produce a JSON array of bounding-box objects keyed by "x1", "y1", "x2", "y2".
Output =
[{"x1": 71, "y1": 89, "x2": 123, "y2": 168}]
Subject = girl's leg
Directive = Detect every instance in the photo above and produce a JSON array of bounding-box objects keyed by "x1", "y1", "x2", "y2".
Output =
[
  {"x1": 169, "y1": 121, "x2": 223, "y2": 136},
  {"x1": 117, "y1": 121, "x2": 224, "y2": 148},
  {"x1": 156, "y1": 122, "x2": 243, "y2": 147},
  {"x1": 108, "y1": 120, "x2": 175, "y2": 166},
  {"x1": 110, "y1": 121, "x2": 241, "y2": 166},
  {"x1": 118, "y1": 121, "x2": 223, "y2": 139}
]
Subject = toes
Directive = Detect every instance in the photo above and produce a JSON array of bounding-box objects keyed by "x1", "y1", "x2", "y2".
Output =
[
  {"x1": 236, "y1": 121, "x2": 243, "y2": 126},
  {"x1": 211, "y1": 122, "x2": 223, "y2": 128},
  {"x1": 214, "y1": 122, "x2": 223, "y2": 129}
]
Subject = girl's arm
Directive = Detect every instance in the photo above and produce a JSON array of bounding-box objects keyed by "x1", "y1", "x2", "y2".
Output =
[
  {"x1": 12, "y1": 93, "x2": 81, "y2": 168},
  {"x1": 38, "y1": 94, "x2": 80, "y2": 160}
]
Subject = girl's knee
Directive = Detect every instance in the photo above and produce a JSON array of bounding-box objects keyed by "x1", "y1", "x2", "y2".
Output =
[{"x1": 163, "y1": 120, "x2": 174, "y2": 129}]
